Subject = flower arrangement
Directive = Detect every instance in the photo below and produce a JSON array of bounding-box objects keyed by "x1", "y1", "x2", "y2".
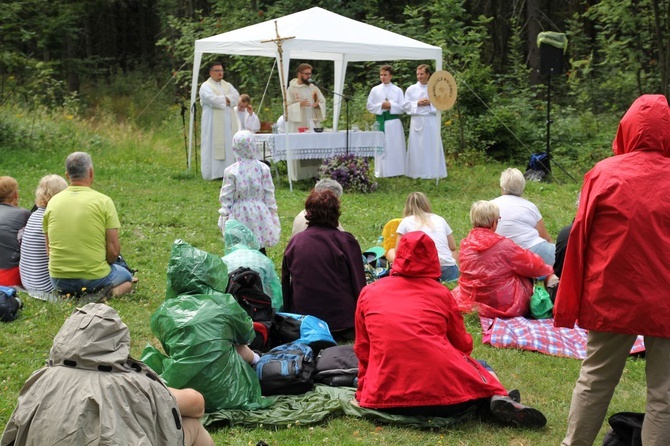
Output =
[{"x1": 318, "y1": 154, "x2": 378, "y2": 193}]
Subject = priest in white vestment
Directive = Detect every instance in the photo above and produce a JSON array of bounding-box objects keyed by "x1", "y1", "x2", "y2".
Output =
[
  {"x1": 403, "y1": 64, "x2": 448, "y2": 179},
  {"x1": 199, "y1": 62, "x2": 240, "y2": 180},
  {"x1": 235, "y1": 94, "x2": 261, "y2": 133},
  {"x1": 286, "y1": 63, "x2": 327, "y2": 181},
  {"x1": 366, "y1": 65, "x2": 406, "y2": 178}
]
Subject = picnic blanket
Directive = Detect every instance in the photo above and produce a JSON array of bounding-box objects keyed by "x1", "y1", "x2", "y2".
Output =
[
  {"x1": 480, "y1": 316, "x2": 646, "y2": 359},
  {"x1": 202, "y1": 385, "x2": 472, "y2": 428}
]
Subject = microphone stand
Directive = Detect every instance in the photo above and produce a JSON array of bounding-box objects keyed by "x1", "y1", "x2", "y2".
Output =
[{"x1": 310, "y1": 80, "x2": 352, "y2": 155}]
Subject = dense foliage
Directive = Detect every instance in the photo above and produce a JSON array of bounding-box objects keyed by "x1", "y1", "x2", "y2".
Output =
[{"x1": 1, "y1": 0, "x2": 669, "y2": 167}]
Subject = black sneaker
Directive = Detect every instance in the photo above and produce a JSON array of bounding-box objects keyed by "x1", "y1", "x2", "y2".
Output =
[
  {"x1": 507, "y1": 389, "x2": 521, "y2": 403},
  {"x1": 489, "y1": 395, "x2": 547, "y2": 428}
]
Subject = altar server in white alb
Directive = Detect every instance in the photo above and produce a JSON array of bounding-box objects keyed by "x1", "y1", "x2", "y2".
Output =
[
  {"x1": 286, "y1": 63, "x2": 327, "y2": 180},
  {"x1": 366, "y1": 64, "x2": 406, "y2": 178},
  {"x1": 235, "y1": 94, "x2": 260, "y2": 133},
  {"x1": 404, "y1": 64, "x2": 447, "y2": 179},
  {"x1": 199, "y1": 62, "x2": 240, "y2": 180}
]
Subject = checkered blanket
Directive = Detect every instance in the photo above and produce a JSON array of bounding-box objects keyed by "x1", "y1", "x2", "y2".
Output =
[{"x1": 480, "y1": 316, "x2": 646, "y2": 359}]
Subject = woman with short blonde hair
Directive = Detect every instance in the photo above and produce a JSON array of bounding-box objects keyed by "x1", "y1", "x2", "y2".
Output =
[
  {"x1": 492, "y1": 167, "x2": 555, "y2": 266},
  {"x1": 19, "y1": 174, "x2": 68, "y2": 294},
  {"x1": 470, "y1": 200, "x2": 500, "y2": 229},
  {"x1": 453, "y1": 200, "x2": 556, "y2": 318}
]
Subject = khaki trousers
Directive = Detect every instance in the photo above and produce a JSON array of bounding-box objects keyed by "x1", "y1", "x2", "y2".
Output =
[{"x1": 562, "y1": 330, "x2": 670, "y2": 446}]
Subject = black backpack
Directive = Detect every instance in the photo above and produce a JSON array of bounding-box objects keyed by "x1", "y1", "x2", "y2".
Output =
[
  {"x1": 225, "y1": 267, "x2": 274, "y2": 322},
  {"x1": 314, "y1": 345, "x2": 359, "y2": 387},
  {"x1": 602, "y1": 412, "x2": 644, "y2": 446},
  {"x1": 0, "y1": 286, "x2": 22, "y2": 323}
]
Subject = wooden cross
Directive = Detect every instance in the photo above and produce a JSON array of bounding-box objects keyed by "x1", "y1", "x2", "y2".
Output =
[{"x1": 261, "y1": 21, "x2": 295, "y2": 119}]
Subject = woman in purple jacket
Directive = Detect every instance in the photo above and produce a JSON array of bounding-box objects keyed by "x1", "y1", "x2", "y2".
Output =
[{"x1": 282, "y1": 189, "x2": 366, "y2": 340}]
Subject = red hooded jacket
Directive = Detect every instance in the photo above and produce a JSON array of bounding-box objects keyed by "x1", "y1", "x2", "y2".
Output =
[
  {"x1": 554, "y1": 95, "x2": 670, "y2": 336},
  {"x1": 453, "y1": 228, "x2": 553, "y2": 318},
  {"x1": 354, "y1": 231, "x2": 507, "y2": 409}
]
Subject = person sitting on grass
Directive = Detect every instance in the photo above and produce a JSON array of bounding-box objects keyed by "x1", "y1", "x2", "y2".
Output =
[
  {"x1": 291, "y1": 178, "x2": 344, "y2": 237},
  {"x1": 354, "y1": 231, "x2": 547, "y2": 428},
  {"x1": 222, "y1": 219, "x2": 283, "y2": 311},
  {"x1": 0, "y1": 303, "x2": 214, "y2": 446},
  {"x1": 391, "y1": 191, "x2": 459, "y2": 282},
  {"x1": 43, "y1": 152, "x2": 135, "y2": 298},
  {"x1": 0, "y1": 176, "x2": 31, "y2": 288},
  {"x1": 19, "y1": 174, "x2": 68, "y2": 296},
  {"x1": 453, "y1": 200, "x2": 557, "y2": 318},
  {"x1": 283, "y1": 189, "x2": 366, "y2": 341},
  {"x1": 492, "y1": 167, "x2": 555, "y2": 266}
]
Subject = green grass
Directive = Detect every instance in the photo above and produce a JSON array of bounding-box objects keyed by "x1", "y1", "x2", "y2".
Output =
[{"x1": 0, "y1": 106, "x2": 646, "y2": 445}]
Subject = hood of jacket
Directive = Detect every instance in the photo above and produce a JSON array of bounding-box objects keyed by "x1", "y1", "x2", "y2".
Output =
[
  {"x1": 463, "y1": 227, "x2": 505, "y2": 253},
  {"x1": 391, "y1": 231, "x2": 441, "y2": 279},
  {"x1": 48, "y1": 303, "x2": 131, "y2": 372},
  {"x1": 224, "y1": 219, "x2": 260, "y2": 254},
  {"x1": 165, "y1": 239, "x2": 228, "y2": 299},
  {"x1": 613, "y1": 94, "x2": 670, "y2": 156},
  {"x1": 232, "y1": 129, "x2": 259, "y2": 161}
]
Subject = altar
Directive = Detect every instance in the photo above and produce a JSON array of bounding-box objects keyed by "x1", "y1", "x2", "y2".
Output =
[{"x1": 255, "y1": 131, "x2": 385, "y2": 162}]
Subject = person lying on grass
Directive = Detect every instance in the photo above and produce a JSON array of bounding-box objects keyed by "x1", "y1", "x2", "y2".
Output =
[{"x1": 354, "y1": 231, "x2": 547, "y2": 428}]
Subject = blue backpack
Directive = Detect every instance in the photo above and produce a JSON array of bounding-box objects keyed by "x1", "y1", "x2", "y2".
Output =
[
  {"x1": 272, "y1": 312, "x2": 336, "y2": 354},
  {"x1": 254, "y1": 342, "x2": 315, "y2": 395}
]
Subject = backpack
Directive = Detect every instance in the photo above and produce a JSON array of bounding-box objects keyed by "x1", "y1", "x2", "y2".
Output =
[
  {"x1": 271, "y1": 312, "x2": 337, "y2": 354},
  {"x1": 254, "y1": 342, "x2": 315, "y2": 395},
  {"x1": 225, "y1": 267, "x2": 274, "y2": 322},
  {"x1": 0, "y1": 286, "x2": 22, "y2": 323},
  {"x1": 250, "y1": 321, "x2": 272, "y2": 352},
  {"x1": 314, "y1": 345, "x2": 359, "y2": 387},
  {"x1": 602, "y1": 412, "x2": 644, "y2": 446},
  {"x1": 525, "y1": 152, "x2": 550, "y2": 182}
]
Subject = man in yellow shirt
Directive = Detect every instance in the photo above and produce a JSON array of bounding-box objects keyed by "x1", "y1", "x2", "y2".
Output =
[{"x1": 43, "y1": 152, "x2": 133, "y2": 297}]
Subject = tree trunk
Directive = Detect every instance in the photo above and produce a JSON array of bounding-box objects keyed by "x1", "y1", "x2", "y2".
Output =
[
  {"x1": 650, "y1": 0, "x2": 669, "y2": 98},
  {"x1": 527, "y1": 0, "x2": 542, "y2": 85}
]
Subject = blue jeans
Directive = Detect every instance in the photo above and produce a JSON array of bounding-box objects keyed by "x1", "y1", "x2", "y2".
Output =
[
  {"x1": 529, "y1": 240, "x2": 556, "y2": 266},
  {"x1": 51, "y1": 264, "x2": 133, "y2": 295},
  {"x1": 440, "y1": 264, "x2": 460, "y2": 282}
]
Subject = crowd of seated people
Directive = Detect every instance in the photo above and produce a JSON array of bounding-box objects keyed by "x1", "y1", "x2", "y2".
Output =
[{"x1": 5, "y1": 128, "x2": 588, "y2": 442}]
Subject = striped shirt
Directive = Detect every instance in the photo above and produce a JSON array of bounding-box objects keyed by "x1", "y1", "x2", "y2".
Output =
[{"x1": 19, "y1": 207, "x2": 53, "y2": 292}]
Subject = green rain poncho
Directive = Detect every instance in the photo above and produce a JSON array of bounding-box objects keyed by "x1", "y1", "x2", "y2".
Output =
[
  {"x1": 142, "y1": 239, "x2": 271, "y2": 412},
  {"x1": 222, "y1": 219, "x2": 283, "y2": 311}
]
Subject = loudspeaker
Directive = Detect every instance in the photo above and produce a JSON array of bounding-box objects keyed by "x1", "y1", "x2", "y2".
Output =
[{"x1": 540, "y1": 43, "x2": 563, "y2": 75}]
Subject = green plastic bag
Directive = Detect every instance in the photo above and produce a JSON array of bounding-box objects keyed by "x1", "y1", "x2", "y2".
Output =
[
  {"x1": 530, "y1": 284, "x2": 554, "y2": 319},
  {"x1": 141, "y1": 239, "x2": 272, "y2": 412}
]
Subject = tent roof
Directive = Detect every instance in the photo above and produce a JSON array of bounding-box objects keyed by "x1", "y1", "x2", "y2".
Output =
[{"x1": 195, "y1": 7, "x2": 441, "y2": 62}]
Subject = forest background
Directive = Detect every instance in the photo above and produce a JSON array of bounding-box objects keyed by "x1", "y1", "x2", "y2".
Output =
[
  {"x1": 2, "y1": 0, "x2": 669, "y2": 169},
  {"x1": 1, "y1": 0, "x2": 669, "y2": 445}
]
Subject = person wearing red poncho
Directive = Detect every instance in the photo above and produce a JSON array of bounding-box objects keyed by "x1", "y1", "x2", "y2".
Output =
[
  {"x1": 555, "y1": 95, "x2": 670, "y2": 446},
  {"x1": 354, "y1": 231, "x2": 546, "y2": 427},
  {"x1": 452, "y1": 200, "x2": 554, "y2": 318}
]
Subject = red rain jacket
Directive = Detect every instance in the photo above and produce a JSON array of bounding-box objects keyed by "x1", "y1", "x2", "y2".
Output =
[
  {"x1": 554, "y1": 95, "x2": 670, "y2": 336},
  {"x1": 453, "y1": 228, "x2": 552, "y2": 318},
  {"x1": 354, "y1": 231, "x2": 507, "y2": 409}
]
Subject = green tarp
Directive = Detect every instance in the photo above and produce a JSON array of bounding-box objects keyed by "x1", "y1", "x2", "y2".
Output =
[{"x1": 203, "y1": 385, "x2": 473, "y2": 429}]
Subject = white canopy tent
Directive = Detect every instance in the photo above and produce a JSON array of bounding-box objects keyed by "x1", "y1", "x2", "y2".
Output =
[{"x1": 188, "y1": 6, "x2": 443, "y2": 181}]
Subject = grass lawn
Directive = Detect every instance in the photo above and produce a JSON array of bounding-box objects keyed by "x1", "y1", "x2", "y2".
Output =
[{"x1": 0, "y1": 108, "x2": 646, "y2": 445}]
